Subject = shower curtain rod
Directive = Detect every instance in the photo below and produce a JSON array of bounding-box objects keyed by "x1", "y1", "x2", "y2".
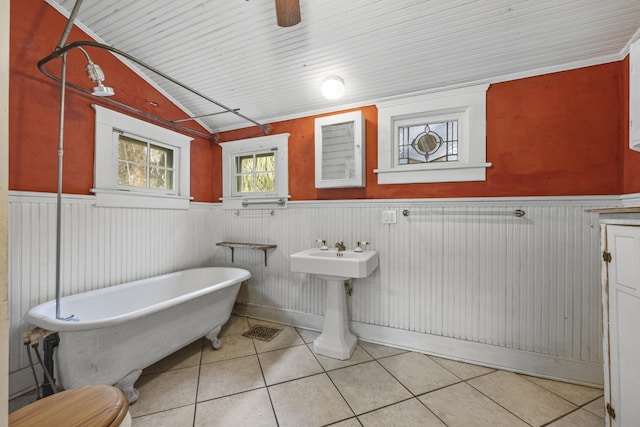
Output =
[
  {"x1": 37, "y1": 40, "x2": 272, "y2": 140},
  {"x1": 44, "y1": 0, "x2": 270, "y2": 322}
]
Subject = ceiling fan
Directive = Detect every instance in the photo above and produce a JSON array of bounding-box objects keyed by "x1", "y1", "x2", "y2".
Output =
[{"x1": 275, "y1": 0, "x2": 301, "y2": 27}]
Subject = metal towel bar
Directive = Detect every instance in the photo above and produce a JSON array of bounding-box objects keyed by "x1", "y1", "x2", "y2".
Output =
[
  {"x1": 402, "y1": 209, "x2": 525, "y2": 217},
  {"x1": 241, "y1": 198, "x2": 286, "y2": 207}
]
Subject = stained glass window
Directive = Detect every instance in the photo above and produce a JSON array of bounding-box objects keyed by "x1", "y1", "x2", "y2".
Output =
[{"x1": 398, "y1": 120, "x2": 458, "y2": 165}]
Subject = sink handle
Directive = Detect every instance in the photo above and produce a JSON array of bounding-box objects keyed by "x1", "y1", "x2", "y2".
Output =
[
  {"x1": 316, "y1": 239, "x2": 329, "y2": 250},
  {"x1": 355, "y1": 241, "x2": 369, "y2": 252}
]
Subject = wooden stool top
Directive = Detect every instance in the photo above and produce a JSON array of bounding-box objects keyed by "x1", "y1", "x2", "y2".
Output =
[{"x1": 9, "y1": 385, "x2": 129, "y2": 427}]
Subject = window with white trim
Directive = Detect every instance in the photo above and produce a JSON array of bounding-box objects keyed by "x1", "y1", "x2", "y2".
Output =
[
  {"x1": 221, "y1": 133, "x2": 290, "y2": 209},
  {"x1": 374, "y1": 84, "x2": 491, "y2": 184},
  {"x1": 232, "y1": 151, "x2": 276, "y2": 196},
  {"x1": 93, "y1": 105, "x2": 192, "y2": 209},
  {"x1": 116, "y1": 133, "x2": 175, "y2": 191}
]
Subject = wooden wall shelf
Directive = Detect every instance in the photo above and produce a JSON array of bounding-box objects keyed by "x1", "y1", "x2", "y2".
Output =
[{"x1": 216, "y1": 242, "x2": 277, "y2": 266}]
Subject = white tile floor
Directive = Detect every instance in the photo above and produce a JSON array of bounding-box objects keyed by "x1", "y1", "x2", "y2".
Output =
[{"x1": 10, "y1": 315, "x2": 606, "y2": 427}]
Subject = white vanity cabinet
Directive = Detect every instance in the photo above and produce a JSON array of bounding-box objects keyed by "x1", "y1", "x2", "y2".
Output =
[{"x1": 599, "y1": 211, "x2": 640, "y2": 427}]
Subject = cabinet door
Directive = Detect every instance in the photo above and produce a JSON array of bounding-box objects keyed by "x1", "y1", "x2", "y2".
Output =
[
  {"x1": 314, "y1": 111, "x2": 365, "y2": 188},
  {"x1": 631, "y1": 38, "x2": 640, "y2": 151},
  {"x1": 606, "y1": 225, "x2": 640, "y2": 426}
]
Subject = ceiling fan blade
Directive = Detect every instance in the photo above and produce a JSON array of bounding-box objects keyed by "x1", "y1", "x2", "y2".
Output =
[{"x1": 275, "y1": 0, "x2": 301, "y2": 27}]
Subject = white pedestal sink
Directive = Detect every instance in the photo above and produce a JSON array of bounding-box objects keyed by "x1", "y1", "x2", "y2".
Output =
[{"x1": 290, "y1": 248, "x2": 379, "y2": 360}]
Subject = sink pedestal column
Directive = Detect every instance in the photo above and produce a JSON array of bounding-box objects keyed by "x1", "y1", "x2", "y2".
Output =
[{"x1": 313, "y1": 276, "x2": 357, "y2": 360}]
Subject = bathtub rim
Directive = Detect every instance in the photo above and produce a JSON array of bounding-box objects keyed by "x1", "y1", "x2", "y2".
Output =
[{"x1": 24, "y1": 266, "x2": 251, "y2": 332}]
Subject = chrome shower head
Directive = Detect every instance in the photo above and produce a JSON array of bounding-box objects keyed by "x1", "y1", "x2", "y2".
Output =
[
  {"x1": 92, "y1": 80, "x2": 115, "y2": 97},
  {"x1": 80, "y1": 48, "x2": 115, "y2": 96}
]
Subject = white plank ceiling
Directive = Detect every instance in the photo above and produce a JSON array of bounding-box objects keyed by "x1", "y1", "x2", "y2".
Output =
[{"x1": 47, "y1": 0, "x2": 640, "y2": 133}]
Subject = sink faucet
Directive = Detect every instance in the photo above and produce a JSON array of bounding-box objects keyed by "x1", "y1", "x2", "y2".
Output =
[{"x1": 335, "y1": 241, "x2": 346, "y2": 251}]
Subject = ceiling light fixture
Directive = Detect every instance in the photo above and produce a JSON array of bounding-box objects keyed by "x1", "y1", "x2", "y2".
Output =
[{"x1": 321, "y1": 75, "x2": 345, "y2": 100}]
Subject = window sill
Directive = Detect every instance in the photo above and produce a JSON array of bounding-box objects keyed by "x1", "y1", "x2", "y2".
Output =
[
  {"x1": 374, "y1": 162, "x2": 492, "y2": 184},
  {"x1": 92, "y1": 188, "x2": 192, "y2": 209}
]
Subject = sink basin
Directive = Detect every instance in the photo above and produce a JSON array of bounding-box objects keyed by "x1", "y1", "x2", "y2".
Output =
[{"x1": 290, "y1": 248, "x2": 379, "y2": 279}]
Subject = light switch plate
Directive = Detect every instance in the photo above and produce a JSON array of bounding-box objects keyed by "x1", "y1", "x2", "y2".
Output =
[{"x1": 382, "y1": 210, "x2": 397, "y2": 224}]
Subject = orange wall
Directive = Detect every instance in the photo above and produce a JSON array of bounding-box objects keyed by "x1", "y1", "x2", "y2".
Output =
[
  {"x1": 9, "y1": 0, "x2": 220, "y2": 202},
  {"x1": 10, "y1": 1, "x2": 632, "y2": 202},
  {"x1": 220, "y1": 62, "x2": 625, "y2": 200}
]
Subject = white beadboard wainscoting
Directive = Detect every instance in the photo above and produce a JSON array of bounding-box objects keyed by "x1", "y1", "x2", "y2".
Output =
[
  {"x1": 7, "y1": 191, "x2": 219, "y2": 396},
  {"x1": 8, "y1": 191, "x2": 622, "y2": 395},
  {"x1": 224, "y1": 197, "x2": 619, "y2": 388}
]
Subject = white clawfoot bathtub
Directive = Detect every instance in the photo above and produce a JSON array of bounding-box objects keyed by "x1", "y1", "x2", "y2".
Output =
[{"x1": 24, "y1": 267, "x2": 250, "y2": 403}]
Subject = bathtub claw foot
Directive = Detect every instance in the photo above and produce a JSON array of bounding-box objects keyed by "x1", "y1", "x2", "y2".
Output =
[
  {"x1": 114, "y1": 369, "x2": 142, "y2": 404},
  {"x1": 206, "y1": 326, "x2": 223, "y2": 350}
]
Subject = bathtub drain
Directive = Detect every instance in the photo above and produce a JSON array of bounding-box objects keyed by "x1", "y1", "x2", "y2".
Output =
[{"x1": 243, "y1": 325, "x2": 283, "y2": 341}]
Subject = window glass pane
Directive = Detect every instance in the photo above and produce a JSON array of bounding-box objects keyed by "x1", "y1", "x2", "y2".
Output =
[
  {"x1": 236, "y1": 155, "x2": 255, "y2": 173},
  {"x1": 236, "y1": 175, "x2": 253, "y2": 193},
  {"x1": 118, "y1": 135, "x2": 147, "y2": 163},
  {"x1": 149, "y1": 144, "x2": 173, "y2": 168},
  {"x1": 149, "y1": 167, "x2": 173, "y2": 190},
  {"x1": 255, "y1": 172, "x2": 275, "y2": 192},
  {"x1": 255, "y1": 152, "x2": 275, "y2": 172},
  {"x1": 233, "y1": 152, "x2": 276, "y2": 194},
  {"x1": 398, "y1": 120, "x2": 458, "y2": 165},
  {"x1": 118, "y1": 162, "x2": 147, "y2": 187}
]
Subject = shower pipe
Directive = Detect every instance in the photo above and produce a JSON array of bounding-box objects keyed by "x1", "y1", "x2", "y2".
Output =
[
  {"x1": 41, "y1": 0, "x2": 272, "y2": 320},
  {"x1": 37, "y1": 40, "x2": 272, "y2": 140},
  {"x1": 41, "y1": 0, "x2": 270, "y2": 137},
  {"x1": 55, "y1": 0, "x2": 83, "y2": 50},
  {"x1": 54, "y1": 52, "x2": 69, "y2": 320},
  {"x1": 172, "y1": 109, "x2": 240, "y2": 124}
]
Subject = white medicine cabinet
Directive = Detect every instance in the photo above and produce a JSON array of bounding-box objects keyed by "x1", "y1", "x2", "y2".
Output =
[{"x1": 314, "y1": 110, "x2": 365, "y2": 188}]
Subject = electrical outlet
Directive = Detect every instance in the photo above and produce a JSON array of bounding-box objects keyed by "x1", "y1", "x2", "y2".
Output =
[{"x1": 382, "y1": 210, "x2": 397, "y2": 224}]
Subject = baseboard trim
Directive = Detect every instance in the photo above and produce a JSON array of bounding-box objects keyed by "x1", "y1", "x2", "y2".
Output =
[
  {"x1": 9, "y1": 366, "x2": 42, "y2": 400},
  {"x1": 234, "y1": 303, "x2": 604, "y2": 388}
]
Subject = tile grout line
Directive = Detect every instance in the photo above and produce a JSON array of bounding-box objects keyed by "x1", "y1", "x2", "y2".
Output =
[
  {"x1": 198, "y1": 317, "x2": 282, "y2": 425},
  {"x1": 130, "y1": 402, "x2": 195, "y2": 421},
  {"x1": 518, "y1": 374, "x2": 604, "y2": 408},
  {"x1": 317, "y1": 342, "x2": 454, "y2": 425},
  {"x1": 513, "y1": 373, "x2": 600, "y2": 423},
  {"x1": 191, "y1": 338, "x2": 205, "y2": 427},
  {"x1": 462, "y1": 374, "x2": 536, "y2": 426},
  {"x1": 370, "y1": 352, "x2": 451, "y2": 426},
  {"x1": 253, "y1": 329, "x2": 281, "y2": 427},
  {"x1": 580, "y1": 395, "x2": 606, "y2": 419},
  {"x1": 408, "y1": 355, "x2": 532, "y2": 425},
  {"x1": 129, "y1": 338, "x2": 205, "y2": 423},
  {"x1": 538, "y1": 394, "x2": 606, "y2": 426},
  {"x1": 539, "y1": 406, "x2": 586, "y2": 427},
  {"x1": 299, "y1": 329, "x2": 360, "y2": 425}
]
